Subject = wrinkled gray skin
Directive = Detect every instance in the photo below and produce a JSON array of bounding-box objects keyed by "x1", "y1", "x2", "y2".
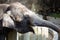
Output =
[
  {"x1": 0, "y1": 4, "x2": 15, "y2": 39},
  {"x1": 0, "y1": 2, "x2": 60, "y2": 34},
  {"x1": 4, "y1": 2, "x2": 60, "y2": 34},
  {"x1": 3, "y1": 14, "x2": 15, "y2": 28},
  {"x1": 0, "y1": 4, "x2": 15, "y2": 29},
  {"x1": 0, "y1": 4, "x2": 11, "y2": 30},
  {"x1": 0, "y1": 2, "x2": 60, "y2": 40},
  {"x1": 0, "y1": 4, "x2": 9, "y2": 20},
  {"x1": 0, "y1": 3, "x2": 35, "y2": 33}
]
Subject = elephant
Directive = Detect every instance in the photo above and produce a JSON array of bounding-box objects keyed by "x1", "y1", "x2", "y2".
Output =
[{"x1": 4, "y1": 2, "x2": 60, "y2": 34}]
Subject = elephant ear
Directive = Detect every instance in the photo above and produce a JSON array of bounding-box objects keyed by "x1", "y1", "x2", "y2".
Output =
[
  {"x1": 0, "y1": 4, "x2": 10, "y2": 19},
  {"x1": 3, "y1": 14, "x2": 15, "y2": 29}
]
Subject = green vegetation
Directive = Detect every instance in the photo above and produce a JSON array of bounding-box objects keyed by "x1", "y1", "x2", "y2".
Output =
[{"x1": 49, "y1": 13, "x2": 60, "y2": 18}]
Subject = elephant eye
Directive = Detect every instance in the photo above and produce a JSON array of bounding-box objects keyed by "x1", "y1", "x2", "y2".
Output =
[
  {"x1": 15, "y1": 15, "x2": 21, "y2": 21},
  {"x1": 4, "y1": 6, "x2": 11, "y2": 13}
]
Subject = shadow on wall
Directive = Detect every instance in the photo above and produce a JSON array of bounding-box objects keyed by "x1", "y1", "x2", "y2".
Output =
[{"x1": 17, "y1": 27, "x2": 50, "y2": 40}]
